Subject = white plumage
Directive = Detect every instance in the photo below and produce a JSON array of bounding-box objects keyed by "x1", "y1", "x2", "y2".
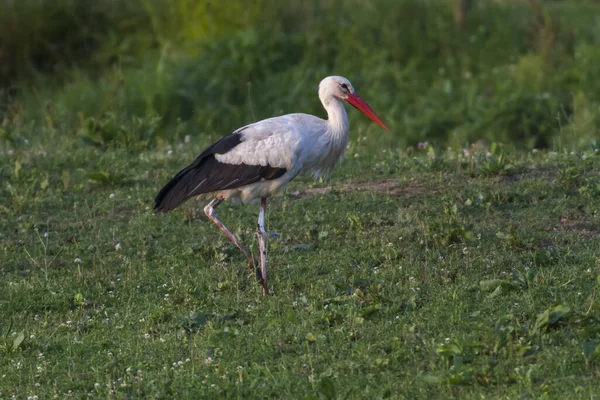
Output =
[{"x1": 155, "y1": 75, "x2": 389, "y2": 295}]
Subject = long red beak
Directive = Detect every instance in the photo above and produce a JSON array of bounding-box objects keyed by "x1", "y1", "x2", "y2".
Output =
[{"x1": 345, "y1": 93, "x2": 389, "y2": 131}]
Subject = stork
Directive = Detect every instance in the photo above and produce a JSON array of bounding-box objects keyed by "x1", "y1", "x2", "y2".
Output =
[{"x1": 154, "y1": 76, "x2": 389, "y2": 296}]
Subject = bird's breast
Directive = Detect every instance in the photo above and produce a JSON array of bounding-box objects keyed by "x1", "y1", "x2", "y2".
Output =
[{"x1": 302, "y1": 134, "x2": 348, "y2": 178}]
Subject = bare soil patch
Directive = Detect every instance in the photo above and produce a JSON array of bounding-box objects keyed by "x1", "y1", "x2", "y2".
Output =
[
  {"x1": 547, "y1": 215, "x2": 600, "y2": 238},
  {"x1": 289, "y1": 179, "x2": 431, "y2": 199}
]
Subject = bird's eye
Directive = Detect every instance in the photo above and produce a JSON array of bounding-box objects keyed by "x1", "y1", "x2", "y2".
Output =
[{"x1": 340, "y1": 83, "x2": 349, "y2": 91}]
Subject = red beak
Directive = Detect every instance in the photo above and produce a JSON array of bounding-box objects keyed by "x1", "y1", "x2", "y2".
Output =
[{"x1": 345, "y1": 93, "x2": 389, "y2": 131}]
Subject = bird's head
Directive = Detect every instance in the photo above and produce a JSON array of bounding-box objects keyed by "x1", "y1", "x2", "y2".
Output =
[{"x1": 319, "y1": 76, "x2": 389, "y2": 131}]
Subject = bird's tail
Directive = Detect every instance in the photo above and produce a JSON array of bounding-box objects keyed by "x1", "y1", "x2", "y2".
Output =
[{"x1": 154, "y1": 166, "x2": 196, "y2": 213}]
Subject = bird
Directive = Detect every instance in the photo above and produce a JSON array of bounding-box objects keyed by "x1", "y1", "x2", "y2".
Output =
[{"x1": 154, "y1": 75, "x2": 389, "y2": 296}]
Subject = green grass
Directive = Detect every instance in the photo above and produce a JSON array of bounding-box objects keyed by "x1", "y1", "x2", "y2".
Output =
[
  {"x1": 1, "y1": 132, "x2": 600, "y2": 398},
  {"x1": 2, "y1": 1, "x2": 600, "y2": 396},
  {"x1": 3, "y1": 0, "x2": 600, "y2": 149}
]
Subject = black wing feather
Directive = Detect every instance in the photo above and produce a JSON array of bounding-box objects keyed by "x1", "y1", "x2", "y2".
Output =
[{"x1": 154, "y1": 131, "x2": 287, "y2": 212}]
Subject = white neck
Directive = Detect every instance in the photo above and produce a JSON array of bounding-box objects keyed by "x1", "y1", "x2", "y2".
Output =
[
  {"x1": 321, "y1": 95, "x2": 349, "y2": 140},
  {"x1": 310, "y1": 93, "x2": 349, "y2": 177}
]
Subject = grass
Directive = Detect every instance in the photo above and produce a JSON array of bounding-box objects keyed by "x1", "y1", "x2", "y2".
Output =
[
  {"x1": 1, "y1": 131, "x2": 600, "y2": 398},
  {"x1": 3, "y1": 0, "x2": 600, "y2": 149},
  {"x1": 2, "y1": 0, "x2": 600, "y2": 397}
]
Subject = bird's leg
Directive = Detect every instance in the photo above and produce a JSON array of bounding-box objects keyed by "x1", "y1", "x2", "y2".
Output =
[
  {"x1": 256, "y1": 197, "x2": 268, "y2": 296},
  {"x1": 204, "y1": 197, "x2": 261, "y2": 281}
]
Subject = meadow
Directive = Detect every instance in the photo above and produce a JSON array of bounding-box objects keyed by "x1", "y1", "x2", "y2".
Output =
[{"x1": 2, "y1": 0, "x2": 600, "y2": 398}]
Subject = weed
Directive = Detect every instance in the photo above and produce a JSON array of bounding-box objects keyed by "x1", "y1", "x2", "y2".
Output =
[
  {"x1": 1, "y1": 144, "x2": 599, "y2": 397},
  {"x1": 1, "y1": 0, "x2": 600, "y2": 397},
  {"x1": 2, "y1": 0, "x2": 600, "y2": 148}
]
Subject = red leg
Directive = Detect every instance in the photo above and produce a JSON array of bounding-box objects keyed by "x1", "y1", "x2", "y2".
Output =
[
  {"x1": 204, "y1": 197, "x2": 255, "y2": 267},
  {"x1": 256, "y1": 197, "x2": 268, "y2": 296}
]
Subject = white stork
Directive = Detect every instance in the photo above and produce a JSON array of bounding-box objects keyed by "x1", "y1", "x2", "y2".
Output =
[{"x1": 155, "y1": 75, "x2": 389, "y2": 295}]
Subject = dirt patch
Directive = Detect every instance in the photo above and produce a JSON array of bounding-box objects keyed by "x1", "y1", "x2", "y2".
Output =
[
  {"x1": 548, "y1": 224, "x2": 600, "y2": 237},
  {"x1": 289, "y1": 179, "x2": 431, "y2": 199},
  {"x1": 547, "y1": 215, "x2": 600, "y2": 238}
]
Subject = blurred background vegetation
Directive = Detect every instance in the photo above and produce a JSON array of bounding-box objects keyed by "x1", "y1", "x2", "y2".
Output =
[{"x1": 1, "y1": 0, "x2": 599, "y2": 150}]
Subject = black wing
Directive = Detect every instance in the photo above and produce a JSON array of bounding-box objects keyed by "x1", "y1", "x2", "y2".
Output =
[{"x1": 154, "y1": 132, "x2": 287, "y2": 212}]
